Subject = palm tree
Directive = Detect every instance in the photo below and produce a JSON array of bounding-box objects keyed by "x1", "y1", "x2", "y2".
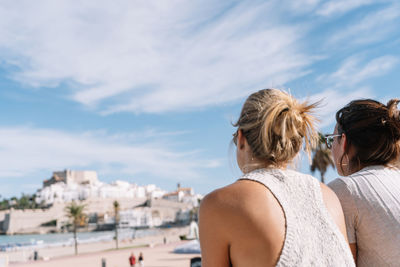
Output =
[
  {"x1": 65, "y1": 201, "x2": 86, "y2": 255},
  {"x1": 311, "y1": 133, "x2": 335, "y2": 184},
  {"x1": 113, "y1": 200, "x2": 120, "y2": 249}
]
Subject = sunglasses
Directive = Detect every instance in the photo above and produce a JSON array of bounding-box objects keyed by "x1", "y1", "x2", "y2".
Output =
[
  {"x1": 325, "y1": 134, "x2": 341, "y2": 149},
  {"x1": 232, "y1": 130, "x2": 238, "y2": 146}
]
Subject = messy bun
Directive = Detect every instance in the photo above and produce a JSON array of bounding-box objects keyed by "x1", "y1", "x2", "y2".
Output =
[
  {"x1": 387, "y1": 99, "x2": 400, "y2": 121},
  {"x1": 234, "y1": 89, "x2": 319, "y2": 167}
]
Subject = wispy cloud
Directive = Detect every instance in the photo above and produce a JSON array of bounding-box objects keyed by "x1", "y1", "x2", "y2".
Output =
[
  {"x1": 326, "y1": 4, "x2": 400, "y2": 46},
  {"x1": 317, "y1": 55, "x2": 398, "y2": 87},
  {"x1": 0, "y1": 0, "x2": 314, "y2": 114},
  {"x1": 309, "y1": 48, "x2": 399, "y2": 130},
  {"x1": 316, "y1": 0, "x2": 376, "y2": 17},
  {"x1": 0, "y1": 126, "x2": 220, "y2": 180},
  {"x1": 304, "y1": 87, "x2": 375, "y2": 128},
  {"x1": 286, "y1": 0, "x2": 321, "y2": 13},
  {"x1": 311, "y1": 52, "x2": 397, "y2": 128}
]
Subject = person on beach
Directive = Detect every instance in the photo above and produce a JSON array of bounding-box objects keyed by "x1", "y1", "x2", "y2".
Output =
[
  {"x1": 328, "y1": 99, "x2": 400, "y2": 266},
  {"x1": 33, "y1": 250, "x2": 39, "y2": 261},
  {"x1": 199, "y1": 88, "x2": 355, "y2": 267},
  {"x1": 129, "y1": 252, "x2": 136, "y2": 267},
  {"x1": 138, "y1": 252, "x2": 144, "y2": 266}
]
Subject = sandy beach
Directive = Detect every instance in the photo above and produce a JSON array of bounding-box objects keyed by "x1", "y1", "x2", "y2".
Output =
[
  {"x1": 1, "y1": 226, "x2": 201, "y2": 267},
  {"x1": 10, "y1": 242, "x2": 200, "y2": 267}
]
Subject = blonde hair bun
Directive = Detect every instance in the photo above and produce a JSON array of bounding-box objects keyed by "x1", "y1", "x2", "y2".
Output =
[{"x1": 234, "y1": 88, "x2": 319, "y2": 167}]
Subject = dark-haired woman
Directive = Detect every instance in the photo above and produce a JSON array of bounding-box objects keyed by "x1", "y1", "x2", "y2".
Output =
[
  {"x1": 328, "y1": 99, "x2": 400, "y2": 266},
  {"x1": 199, "y1": 89, "x2": 354, "y2": 267}
]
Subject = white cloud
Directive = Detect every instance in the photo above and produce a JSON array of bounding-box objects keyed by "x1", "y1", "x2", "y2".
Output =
[
  {"x1": 0, "y1": 0, "x2": 314, "y2": 114},
  {"x1": 317, "y1": 0, "x2": 376, "y2": 17},
  {"x1": 326, "y1": 4, "x2": 400, "y2": 46},
  {"x1": 317, "y1": 55, "x2": 398, "y2": 87},
  {"x1": 303, "y1": 87, "x2": 375, "y2": 128},
  {"x1": 311, "y1": 53, "x2": 397, "y2": 128},
  {"x1": 287, "y1": 0, "x2": 321, "y2": 13},
  {"x1": 0, "y1": 126, "x2": 220, "y2": 180}
]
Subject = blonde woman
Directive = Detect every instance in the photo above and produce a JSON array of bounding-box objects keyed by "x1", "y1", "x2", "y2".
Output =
[{"x1": 199, "y1": 89, "x2": 354, "y2": 267}]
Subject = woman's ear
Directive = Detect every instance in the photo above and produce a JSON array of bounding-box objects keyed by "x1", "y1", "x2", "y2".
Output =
[{"x1": 237, "y1": 129, "x2": 246, "y2": 149}]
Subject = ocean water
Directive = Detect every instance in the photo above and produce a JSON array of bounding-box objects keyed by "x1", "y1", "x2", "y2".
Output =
[{"x1": 0, "y1": 228, "x2": 161, "y2": 251}]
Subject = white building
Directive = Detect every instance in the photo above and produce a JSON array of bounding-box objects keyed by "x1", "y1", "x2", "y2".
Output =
[
  {"x1": 36, "y1": 170, "x2": 166, "y2": 205},
  {"x1": 118, "y1": 208, "x2": 160, "y2": 228},
  {"x1": 162, "y1": 186, "x2": 201, "y2": 207}
]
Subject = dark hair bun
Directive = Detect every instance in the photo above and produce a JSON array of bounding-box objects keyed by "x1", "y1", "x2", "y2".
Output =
[
  {"x1": 387, "y1": 99, "x2": 400, "y2": 121},
  {"x1": 386, "y1": 99, "x2": 400, "y2": 141}
]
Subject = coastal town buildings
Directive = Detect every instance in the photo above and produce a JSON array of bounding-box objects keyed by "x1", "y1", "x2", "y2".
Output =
[
  {"x1": 36, "y1": 170, "x2": 166, "y2": 205},
  {"x1": 0, "y1": 170, "x2": 202, "y2": 235}
]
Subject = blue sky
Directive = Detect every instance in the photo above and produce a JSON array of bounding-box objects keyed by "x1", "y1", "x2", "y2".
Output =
[{"x1": 0, "y1": 0, "x2": 399, "y2": 198}]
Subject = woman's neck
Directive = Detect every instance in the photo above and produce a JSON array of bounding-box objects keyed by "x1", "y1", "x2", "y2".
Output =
[{"x1": 241, "y1": 160, "x2": 287, "y2": 174}]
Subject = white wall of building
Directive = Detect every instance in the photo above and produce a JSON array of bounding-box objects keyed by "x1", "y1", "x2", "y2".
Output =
[
  {"x1": 36, "y1": 175, "x2": 166, "y2": 205},
  {"x1": 119, "y1": 208, "x2": 155, "y2": 228}
]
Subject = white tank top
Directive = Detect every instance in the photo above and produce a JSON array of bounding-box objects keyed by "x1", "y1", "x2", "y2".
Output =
[{"x1": 239, "y1": 168, "x2": 355, "y2": 267}]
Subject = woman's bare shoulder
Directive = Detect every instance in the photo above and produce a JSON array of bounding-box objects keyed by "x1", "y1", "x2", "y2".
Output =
[
  {"x1": 200, "y1": 180, "x2": 285, "y2": 266},
  {"x1": 200, "y1": 182, "x2": 244, "y2": 213},
  {"x1": 198, "y1": 182, "x2": 246, "y2": 244},
  {"x1": 200, "y1": 179, "x2": 277, "y2": 220}
]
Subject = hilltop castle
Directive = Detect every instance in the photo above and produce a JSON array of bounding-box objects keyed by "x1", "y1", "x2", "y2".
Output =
[{"x1": 43, "y1": 170, "x2": 99, "y2": 187}]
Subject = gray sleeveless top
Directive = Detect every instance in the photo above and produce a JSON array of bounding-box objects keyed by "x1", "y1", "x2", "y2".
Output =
[
  {"x1": 329, "y1": 165, "x2": 400, "y2": 267},
  {"x1": 239, "y1": 168, "x2": 355, "y2": 267}
]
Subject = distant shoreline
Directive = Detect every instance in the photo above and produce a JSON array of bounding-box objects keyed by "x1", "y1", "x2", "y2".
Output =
[
  {"x1": 0, "y1": 226, "x2": 186, "y2": 253},
  {"x1": 0, "y1": 225, "x2": 191, "y2": 264}
]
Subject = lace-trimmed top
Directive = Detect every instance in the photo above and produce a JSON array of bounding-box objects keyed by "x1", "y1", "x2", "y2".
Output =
[{"x1": 239, "y1": 168, "x2": 355, "y2": 267}]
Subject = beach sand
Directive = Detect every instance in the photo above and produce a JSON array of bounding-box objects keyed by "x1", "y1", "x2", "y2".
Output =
[
  {"x1": 10, "y1": 242, "x2": 200, "y2": 267},
  {"x1": 3, "y1": 226, "x2": 201, "y2": 267}
]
